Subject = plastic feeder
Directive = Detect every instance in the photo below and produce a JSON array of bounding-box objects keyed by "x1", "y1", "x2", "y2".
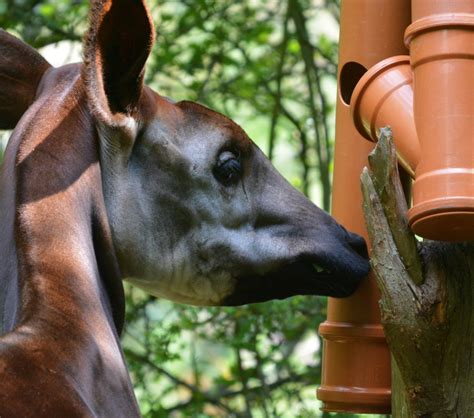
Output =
[
  {"x1": 316, "y1": 0, "x2": 411, "y2": 414},
  {"x1": 351, "y1": 55, "x2": 420, "y2": 177},
  {"x1": 405, "y1": 12, "x2": 474, "y2": 241}
]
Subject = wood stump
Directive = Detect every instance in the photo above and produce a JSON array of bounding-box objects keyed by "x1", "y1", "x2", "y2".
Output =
[{"x1": 361, "y1": 129, "x2": 474, "y2": 417}]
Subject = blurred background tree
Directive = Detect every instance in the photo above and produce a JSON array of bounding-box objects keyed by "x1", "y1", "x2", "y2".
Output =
[{"x1": 0, "y1": 0, "x2": 385, "y2": 417}]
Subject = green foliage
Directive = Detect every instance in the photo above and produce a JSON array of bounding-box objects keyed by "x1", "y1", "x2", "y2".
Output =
[
  {"x1": 123, "y1": 287, "x2": 328, "y2": 417},
  {"x1": 1, "y1": 0, "x2": 387, "y2": 416},
  {"x1": 0, "y1": 0, "x2": 87, "y2": 46}
]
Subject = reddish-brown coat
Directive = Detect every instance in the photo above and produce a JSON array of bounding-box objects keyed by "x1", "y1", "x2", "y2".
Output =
[{"x1": 0, "y1": 62, "x2": 140, "y2": 416}]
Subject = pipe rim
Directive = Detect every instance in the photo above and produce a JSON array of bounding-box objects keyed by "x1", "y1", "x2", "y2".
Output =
[
  {"x1": 317, "y1": 385, "x2": 392, "y2": 413},
  {"x1": 408, "y1": 199, "x2": 474, "y2": 224},
  {"x1": 405, "y1": 13, "x2": 474, "y2": 46},
  {"x1": 319, "y1": 321, "x2": 386, "y2": 341},
  {"x1": 350, "y1": 55, "x2": 411, "y2": 142}
]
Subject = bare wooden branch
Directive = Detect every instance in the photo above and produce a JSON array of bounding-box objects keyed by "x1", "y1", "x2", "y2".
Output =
[
  {"x1": 365, "y1": 128, "x2": 423, "y2": 285},
  {"x1": 361, "y1": 131, "x2": 474, "y2": 416}
]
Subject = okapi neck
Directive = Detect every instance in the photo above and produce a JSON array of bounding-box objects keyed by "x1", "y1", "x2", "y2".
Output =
[
  {"x1": 0, "y1": 71, "x2": 139, "y2": 414},
  {"x1": 12, "y1": 72, "x2": 124, "y2": 333}
]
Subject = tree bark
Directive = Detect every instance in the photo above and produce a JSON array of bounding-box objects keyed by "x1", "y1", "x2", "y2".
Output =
[{"x1": 361, "y1": 129, "x2": 474, "y2": 417}]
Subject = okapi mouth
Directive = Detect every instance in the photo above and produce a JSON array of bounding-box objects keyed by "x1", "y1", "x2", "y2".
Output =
[
  {"x1": 221, "y1": 255, "x2": 370, "y2": 306},
  {"x1": 222, "y1": 225, "x2": 371, "y2": 306}
]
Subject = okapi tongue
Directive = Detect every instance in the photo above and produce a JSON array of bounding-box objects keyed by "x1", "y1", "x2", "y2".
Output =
[{"x1": 221, "y1": 260, "x2": 366, "y2": 306}]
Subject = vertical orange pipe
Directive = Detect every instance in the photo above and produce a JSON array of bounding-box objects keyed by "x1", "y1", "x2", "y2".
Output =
[
  {"x1": 406, "y1": 1, "x2": 474, "y2": 241},
  {"x1": 316, "y1": 0, "x2": 411, "y2": 414}
]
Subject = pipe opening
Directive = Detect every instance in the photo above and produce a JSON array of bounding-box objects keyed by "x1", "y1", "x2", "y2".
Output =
[{"x1": 339, "y1": 62, "x2": 367, "y2": 106}]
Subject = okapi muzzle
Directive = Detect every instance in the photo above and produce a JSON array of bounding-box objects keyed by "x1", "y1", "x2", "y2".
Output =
[{"x1": 0, "y1": 0, "x2": 369, "y2": 416}]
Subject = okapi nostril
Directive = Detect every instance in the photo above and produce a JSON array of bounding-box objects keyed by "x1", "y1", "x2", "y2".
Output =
[
  {"x1": 337, "y1": 225, "x2": 369, "y2": 259},
  {"x1": 348, "y1": 233, "x2": 369, "y2": 259}
]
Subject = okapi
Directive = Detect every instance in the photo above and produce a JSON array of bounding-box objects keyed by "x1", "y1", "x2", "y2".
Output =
[{"x1": 0, "y1": 0, "x2": 370, "y2": 416}]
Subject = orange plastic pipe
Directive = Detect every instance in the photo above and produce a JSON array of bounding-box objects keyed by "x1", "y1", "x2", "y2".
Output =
[
  {"x1": 350, "y1": 55, "x2": 420, "y2": 178},
  {"x1": 316, "y1": 0, "x2": 411, "y2": 414},
  {"x1": 406, "y1": 1, "x2": 474, "y2": 241},
  {"x1": 412, "y1": 0, "x2": 473, "y2": 21}
]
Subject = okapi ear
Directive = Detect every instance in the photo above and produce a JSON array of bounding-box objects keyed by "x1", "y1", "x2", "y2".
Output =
[
  {"x1": 83, "y1": 0, "x2": 155, "y2": 126},
  {"x1": 0, "y1": 30, "x2": 51, "y2": 129}
]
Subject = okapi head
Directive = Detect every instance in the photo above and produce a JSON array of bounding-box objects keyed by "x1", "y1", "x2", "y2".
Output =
[{"x1": 1, "y1": 0, "x2": 369, "y2": 312}]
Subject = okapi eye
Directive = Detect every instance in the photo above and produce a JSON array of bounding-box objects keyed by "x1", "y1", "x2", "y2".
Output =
[{"x1": 214, "y1": 151, "x2": 242, "y2": 186}]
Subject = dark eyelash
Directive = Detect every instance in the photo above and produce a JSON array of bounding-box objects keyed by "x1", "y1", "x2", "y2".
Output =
[{"x1": 214, "y1": 152, "x2": 242, "y2": 186}]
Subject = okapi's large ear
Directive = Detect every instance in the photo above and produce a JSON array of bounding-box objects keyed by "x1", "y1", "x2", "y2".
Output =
[
  {"x1": 83, "y1": 0, "x2": 155, "y2": 126},
  {"x1": 0, "y1": 30, "x2": 51, "y2": 129}
]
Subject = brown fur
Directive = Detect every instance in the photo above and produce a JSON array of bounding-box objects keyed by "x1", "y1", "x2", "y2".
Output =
[
  {"x1": 0, "y1": 30, "x2": 51, "y2": 129},
  {"x1": 82, "y1": 0, "x2": 155, "y2": 125},
  {"x1": 0, "y1": 1, "x2": 153, "y2": 415},
  {"x1": 0, "y1": 62, "x2": 139, "y2": 417}
]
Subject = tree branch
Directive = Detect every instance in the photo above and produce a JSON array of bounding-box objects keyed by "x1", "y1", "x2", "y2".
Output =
[
  {"x1": 267, "y1": 3, "x2": 290, "y2": 161},
  {"x1": 289, "y1": 0, "x2": 331, "y2": 210},
  {"x1": 361, "y1": 131, "x2": 474, "y2": 415},
  {"x1": 364, "y1": 128, "x2": 423, "y2": 285}
]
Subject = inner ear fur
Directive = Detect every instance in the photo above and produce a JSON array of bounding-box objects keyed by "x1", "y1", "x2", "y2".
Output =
[{"x1": 83, "y1": 0, "x2": 155, "y2": 125}]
